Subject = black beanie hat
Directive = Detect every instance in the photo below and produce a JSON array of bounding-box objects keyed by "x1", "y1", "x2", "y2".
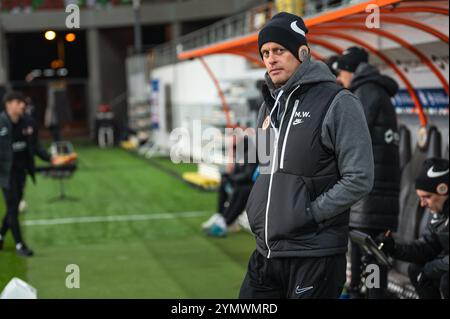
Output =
[
  {"x1": 415, "y1": 158, "x2": 449, "y2": 195},
  {"x1": 336, "y1": 46, "x2": 369, "y2": 73},
  {"x1": 325, "y1": 55, "x2": 340, "y2": 76},
  {"x1": 258, "y1": 12, "x2": 308, "y2": 61}
]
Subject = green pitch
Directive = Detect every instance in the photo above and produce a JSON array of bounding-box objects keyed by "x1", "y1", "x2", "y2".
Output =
[{"x1": 0, "y1": 145, "x2": 254, "y2": 298}]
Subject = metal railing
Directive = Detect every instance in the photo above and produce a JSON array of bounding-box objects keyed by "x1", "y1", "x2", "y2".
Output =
[
  {"x1": 0, "y1": 0, "x2": 192, "y2": 12},
  {"x1": 150, "y1": 3, "x2": 271, "y2": 68},
  {"x1": 150, "y1": 0, "x2": 365, "y2": 68}
]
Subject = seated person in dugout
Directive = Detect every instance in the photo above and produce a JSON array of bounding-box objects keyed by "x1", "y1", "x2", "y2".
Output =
[
  {"x1": 202, "y1": 136, "x2": 257, "y2": 237},
  {"x1": 378, "y1": 158, "x2": 449, "y2": 299}
]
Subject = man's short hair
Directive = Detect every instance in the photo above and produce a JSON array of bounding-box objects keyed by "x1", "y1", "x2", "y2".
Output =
[{"x1": 3, "y1": 91, "x2": 27, "y2": 106}]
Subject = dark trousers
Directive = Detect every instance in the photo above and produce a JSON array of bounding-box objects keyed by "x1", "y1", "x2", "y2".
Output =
[
  {"x1": 408, "y1": 263, "x2": 448, "y2": 299},
  {"x1": 239, "y1": 250, "x2": 347, "y2": 299},
  {"x1": 217, "y1": 178, "x2": 229, "y2": 215},
  {"x1": 350, "y1": 228, "x2": 388, "y2": 298},
  {"x1": 1, "y1": 170, "x2": 26, "y2": 244},
  {"x1": 217, "y1": 177, "x2": 252, "y2": 226}
]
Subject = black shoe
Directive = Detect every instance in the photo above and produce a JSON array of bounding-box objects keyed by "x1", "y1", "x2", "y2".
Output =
[
  {"x1": 0, "y1": 238, "x2": 3, "y2": 250},
  {"x1": 16, "y1": 243, "x2": 34, "y2": 257}
]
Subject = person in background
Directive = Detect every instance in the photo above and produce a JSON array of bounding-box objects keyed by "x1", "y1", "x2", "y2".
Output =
[
  {"x1": 0, "y1": 91, "x2": 53, "y2": 257},
  {"x1": 335, "y1": 46, "x2": 400, "y2": 298},
  {"x1": 202, "y1": 136, "x2": 257, "y2": 237},
  {"x1": 324, "y1": 54, "x2": 339, "y2": 77},
  {"x1": 378, "y1": 158, "x2": 448, "y2": 299},
  {"x1": 19, "y1": 97, "x2": 50, "y2": 213}
]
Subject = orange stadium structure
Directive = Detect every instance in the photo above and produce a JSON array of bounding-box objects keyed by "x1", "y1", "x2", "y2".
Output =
[{"x1": 178, "y1": 0, "x2": 449, "y2": 128}]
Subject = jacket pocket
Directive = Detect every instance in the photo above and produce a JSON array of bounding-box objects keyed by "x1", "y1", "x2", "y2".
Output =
[
  {"x1": 246, "y1": 174, "x2": 270, "y2": 236},
  {"x1": 268, "y1": 172, "x2": 318, "y2": 241}
]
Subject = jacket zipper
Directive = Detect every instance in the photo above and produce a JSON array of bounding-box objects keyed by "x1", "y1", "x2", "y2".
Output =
[
  {"x1": 264, "y1": 85, "x2": 300, "y2": 259},
  {"x1": 280, "y1": 99, "x2": 300, "y2": 170}
]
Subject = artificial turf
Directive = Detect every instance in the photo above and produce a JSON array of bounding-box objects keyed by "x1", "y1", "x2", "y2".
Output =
[{"x1": 0, "y1": 145, "x2": 255, "y2": 298}]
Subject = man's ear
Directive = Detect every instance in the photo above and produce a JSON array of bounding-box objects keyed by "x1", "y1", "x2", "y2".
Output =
[{"x1": 298, "y1": 45, "x2": 310, "y2": 62}]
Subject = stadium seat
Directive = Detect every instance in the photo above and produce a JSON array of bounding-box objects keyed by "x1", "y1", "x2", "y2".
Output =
[
  {"x1": 445, "y1": 138, "x2": 449, "y2": 160},
  {"x1": 397, "y1": 125, "x2": 412, "y2": 240},
  {"x1": 399, "y1": 125, "x2": 412, "y2": 173},
  {"x1": 36, "y1": 141, "x2": 78, "y2": 201},
  {"x1": 426, "y1": 126, "x2": 442, "y2": 159},
  {"x1": 182, "y1": 172, "x2": 220, "y2": 189}
]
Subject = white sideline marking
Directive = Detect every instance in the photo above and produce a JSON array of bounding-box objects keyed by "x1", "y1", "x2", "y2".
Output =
[{"x1": 23, "y1": 211, "x2": 209, "y2": 227}]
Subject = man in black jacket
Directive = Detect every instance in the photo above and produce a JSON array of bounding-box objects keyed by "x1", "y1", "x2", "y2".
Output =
[
  {"x1": 335, "y1": 46, "x2": 401, "y2": 298},
  {"x1": 239, "y1": 13, "x2": 374, "y2": 299},
  {"x1": 379, "y1": 158, "x2": 449, "y2": 299},
  {"x1": 0, "y1": 91, "x2": 52, "y2": 257}
]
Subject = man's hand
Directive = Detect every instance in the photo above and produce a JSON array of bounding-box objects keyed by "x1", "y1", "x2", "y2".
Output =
[{"x1": 376, "y1": 230, "x2": 395, "y2": 254}]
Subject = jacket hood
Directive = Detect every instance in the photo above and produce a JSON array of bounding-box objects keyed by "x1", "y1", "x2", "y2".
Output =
[
  {"x1": 350, "y1": 63, "x2": 399, "y2": 97},
  {"x1": 263, "y1": 56, "x2": 337, "y2": 101}
]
